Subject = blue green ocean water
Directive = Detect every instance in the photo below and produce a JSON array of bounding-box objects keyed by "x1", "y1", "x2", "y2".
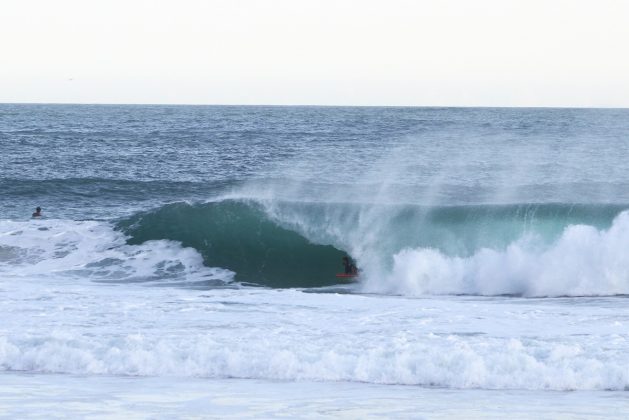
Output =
[{"x1": 2, "y1": 104, "x2": 629, "y2": 416}]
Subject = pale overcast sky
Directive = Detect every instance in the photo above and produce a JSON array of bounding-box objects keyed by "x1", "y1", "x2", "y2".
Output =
[{"x1": 1, "y1": 0, "x2": 628, "y2": 107}]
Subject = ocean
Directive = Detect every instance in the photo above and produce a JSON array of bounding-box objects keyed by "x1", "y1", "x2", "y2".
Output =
[{"x1": 2, "y1": 104, "x2": 629, "y2": 417}]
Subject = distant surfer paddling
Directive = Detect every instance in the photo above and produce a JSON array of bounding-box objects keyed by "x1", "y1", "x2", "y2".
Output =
[{"x1": 32, "y1": 206, "x2": 42, "y2": 218}]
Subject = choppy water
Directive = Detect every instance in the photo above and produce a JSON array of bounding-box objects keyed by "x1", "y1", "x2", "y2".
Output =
[{"x1": 2, "y1": 104, "x2": 629, "y2": 416}]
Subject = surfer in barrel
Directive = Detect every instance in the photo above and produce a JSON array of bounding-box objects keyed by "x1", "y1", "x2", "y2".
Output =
[{"x1": 342, "y1": 256, "x2": 358, "y2": 275}]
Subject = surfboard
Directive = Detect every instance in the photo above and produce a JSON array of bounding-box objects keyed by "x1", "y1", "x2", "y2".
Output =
[{"x1": 336, "y1": 273, "x2": 358, "y2": 278}]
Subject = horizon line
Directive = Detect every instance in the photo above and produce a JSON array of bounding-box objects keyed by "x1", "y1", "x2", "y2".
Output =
[{"x1": 1, "y1": 101, "x2": 628, "y2": 110}]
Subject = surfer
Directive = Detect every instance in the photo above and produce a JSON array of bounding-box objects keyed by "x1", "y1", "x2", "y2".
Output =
[
  {"x1": 32, "y1": 206, "x2": 42, "y2": 217},
  {"x1": 342, "y1": 256, "x2": 358, "y2": 275},
  {"x1": 342, "y1": 256, "x2": 352, "y2": 274}
]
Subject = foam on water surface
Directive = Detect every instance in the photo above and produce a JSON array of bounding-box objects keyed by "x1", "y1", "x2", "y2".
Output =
[
  {"x1": 2, "y1": 260, "x2": 629, "y2": 391},
  {"x1": 370, "y1": 211, "x2": 629, "y2": 297},
  {"x1": 0, "y1": 219, "x2": 233, "y2": 286}
]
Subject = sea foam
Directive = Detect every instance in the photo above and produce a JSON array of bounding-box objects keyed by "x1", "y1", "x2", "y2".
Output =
[
  {"x1": 0, "y1": 219, "x2": 232, "y2": 284},
  {"x1": 1, "y1": 289, "x2": 628, "y2": 391},
  {"x1": 364, "y1": 211, "x2": 629, "y2": 297}
]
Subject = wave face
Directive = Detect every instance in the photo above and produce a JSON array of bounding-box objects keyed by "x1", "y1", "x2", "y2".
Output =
[{"x1": 117, "y1": 200, "x2": 346, "y2": 288}]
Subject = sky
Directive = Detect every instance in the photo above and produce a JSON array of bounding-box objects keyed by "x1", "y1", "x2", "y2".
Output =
[{"x1": 1, "y1": 0, "x2": 628, "y2": 107}]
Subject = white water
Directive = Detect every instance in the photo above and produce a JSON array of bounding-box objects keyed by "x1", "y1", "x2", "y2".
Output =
[
  {"x1": 0, "y1": 219, "x2": 233, "y2": 284},
  {"x1": 2, "y1": 217, "x2": 629, "y2": 416},
  {"x1": 2, "y1": 274, "x2": 629, "y2": 390},
  {"x1": 369, "y1": 211, "x2": 629, "y2": 297}
]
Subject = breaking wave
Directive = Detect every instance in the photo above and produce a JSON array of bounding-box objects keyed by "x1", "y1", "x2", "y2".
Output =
[
  {"x1": 4, "y1": 199, "x2": 629, "y2": 296},
  {"x1": 117, "y1": 199, "x2": 629, "y2": 296}
]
